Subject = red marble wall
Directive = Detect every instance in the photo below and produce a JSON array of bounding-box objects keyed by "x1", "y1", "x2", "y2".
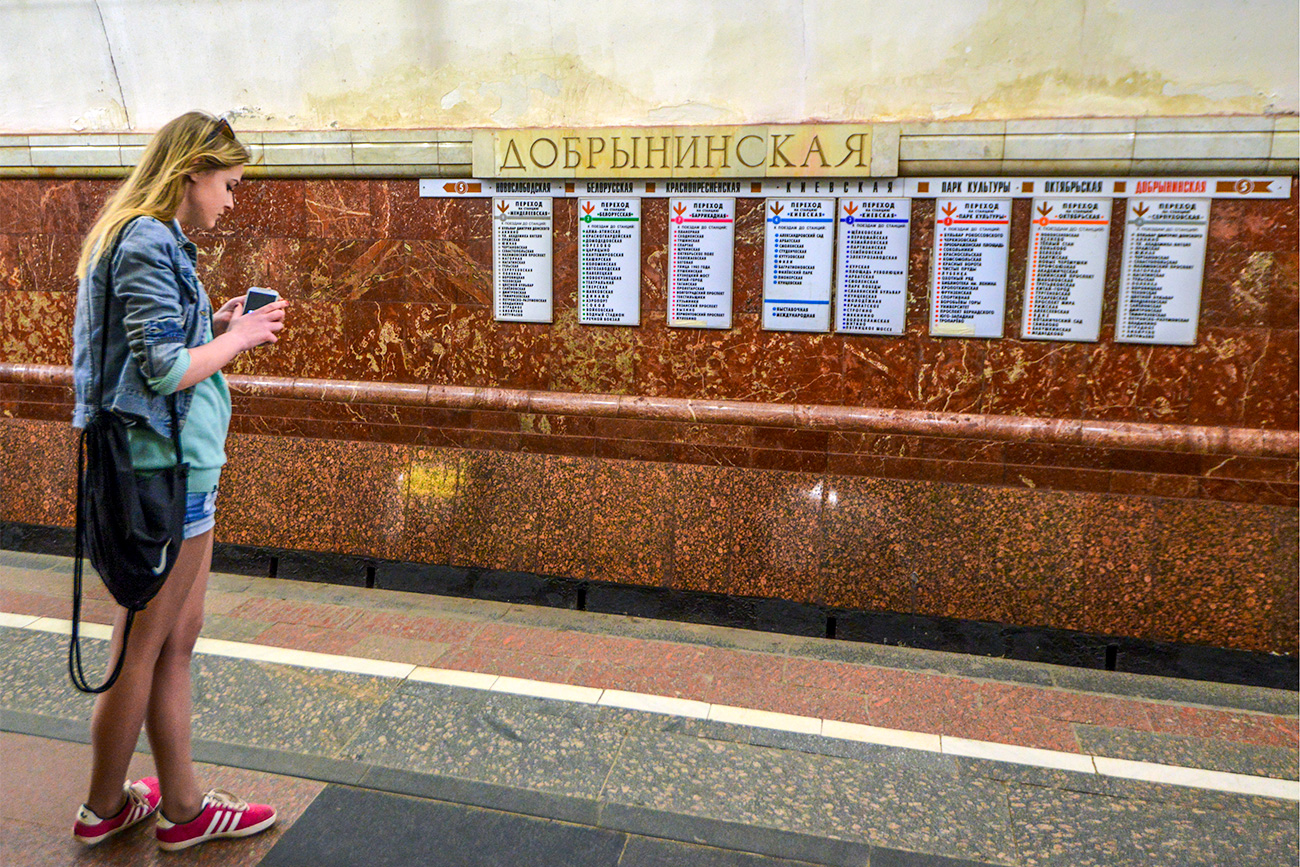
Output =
[
  {"x1": 1, "y1": 177, "x2": 1296, "y2": 655},
  {"x1": 3, "y1": 178, "x2": 1296, "y2": 429}
]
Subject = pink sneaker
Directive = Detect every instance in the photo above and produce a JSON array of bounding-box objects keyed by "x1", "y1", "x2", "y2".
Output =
[
  {"x1": 155, "y1": 789, "x2": 277, "y2": 851},
  {"x1": 73, "y1": 777, "x2": 162, "y2": 845}
]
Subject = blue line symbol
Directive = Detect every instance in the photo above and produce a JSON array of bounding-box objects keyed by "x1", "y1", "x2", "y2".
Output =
[
  {"x1": 768, "y1": 216, "x2": 834, "y2": 226},
  {"x1": 842, "y1": 217, "x2": 909, "y2": 225}
]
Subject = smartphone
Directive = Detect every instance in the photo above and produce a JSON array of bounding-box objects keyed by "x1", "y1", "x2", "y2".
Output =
[{"x1": 244, "y1": 287, "x2": 279, "y2": 313}]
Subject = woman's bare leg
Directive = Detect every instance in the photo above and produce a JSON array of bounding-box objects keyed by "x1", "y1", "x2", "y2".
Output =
[
  {"x1": 84, "y1": 531, "x2": 211, "y2": 820},
  {"x1": 144, "y1": 530, "x2": 211, "y2": 822}
]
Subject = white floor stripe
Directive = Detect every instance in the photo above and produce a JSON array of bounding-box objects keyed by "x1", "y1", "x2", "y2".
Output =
[
  {"x1": 409, "y1": 667, "x2": 499, "y2": 691},
  {"x1": 942, "y1": 735, "x2": 1097, "y2": 774},
  {"x1": 599, "y1": 689, "x2": 711, "y2": 720},
  {"x1": 709, "y1": 703, "x2": 822, "y2": 735},
  {"x1": 29, "y1": 617, "x2": 112, "y2": 640},
  {"x1": 192, "y1": 636, "x2": 416, "y2": 680},
  {"x1": 490, "y1": 676, "x2": 603, "y2": 705},
  {"x1": 2, "y1": 610, "x2": 1295, "y2": 802},
  {"x1": 821, "y1": 720, "x2": 942, "y2": 753},
  {"x1": 1094, "y1": 756, "x2": 1300, "y2": 801}
]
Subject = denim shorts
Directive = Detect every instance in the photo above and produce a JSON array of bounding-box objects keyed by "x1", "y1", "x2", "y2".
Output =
[{"x1": 183, "y1": 489, "x2": 218, "y2": 539}]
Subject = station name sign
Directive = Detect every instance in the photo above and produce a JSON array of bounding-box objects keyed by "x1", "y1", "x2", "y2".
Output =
[{"x1": 472, "y1": 126, "x2": 879, "y2": 179}]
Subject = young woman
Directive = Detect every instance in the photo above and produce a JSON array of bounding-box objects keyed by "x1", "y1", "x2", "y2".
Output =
[{"x1": 70, "y1": 111, "x2": 287, "y2": 851}]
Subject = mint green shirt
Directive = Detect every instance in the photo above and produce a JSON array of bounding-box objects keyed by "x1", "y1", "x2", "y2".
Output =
[{"x1": 127, "y1": 319, "x2": 230, "y2": 493}]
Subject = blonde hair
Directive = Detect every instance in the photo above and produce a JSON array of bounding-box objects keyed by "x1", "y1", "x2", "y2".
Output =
[{"x1": 76, "y1": 111, "x2": 251, "y2": 279}]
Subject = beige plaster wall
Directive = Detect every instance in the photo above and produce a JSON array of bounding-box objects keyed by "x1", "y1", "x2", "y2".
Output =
[{"x1": 3, "y1": 0, "x2": 1296, "y2": 133}]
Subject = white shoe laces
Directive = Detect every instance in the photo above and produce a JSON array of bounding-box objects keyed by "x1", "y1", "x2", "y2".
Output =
[
  {"x1": 203, "y1": 789, "x2": 249, "y2": 812},
  {"x1": 125, "y1": 781, "x2": 152, "y2": 810}
]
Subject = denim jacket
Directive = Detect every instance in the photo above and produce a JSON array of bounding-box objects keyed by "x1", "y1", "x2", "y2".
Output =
[{"x1": 72, "y1": 217, "x2": 213, "y2": 438}]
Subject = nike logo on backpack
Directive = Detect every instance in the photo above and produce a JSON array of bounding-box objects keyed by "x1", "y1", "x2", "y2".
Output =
[{"x1": 151, "y1": 540, "x2": 170, "y2": 575}]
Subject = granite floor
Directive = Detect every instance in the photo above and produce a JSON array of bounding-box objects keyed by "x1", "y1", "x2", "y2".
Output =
[{"x1": 0, "y1": 550, "x2": 1296, "y2": 866}]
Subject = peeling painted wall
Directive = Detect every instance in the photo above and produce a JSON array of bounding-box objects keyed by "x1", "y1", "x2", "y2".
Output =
[{"x1": 3, "y1": 0, "x2": 1296, "y2": 132}]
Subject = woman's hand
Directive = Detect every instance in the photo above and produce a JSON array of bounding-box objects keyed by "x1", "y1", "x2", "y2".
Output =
[
  {"x1": 175, "y1": 298, "x2": 288, "y2": 390},
  {"x1": 212, "y1": 295, "x2": 245, "y2": 336},
  {"x1": 224, "y1": 298, "x2": 288, "y2": 351}
]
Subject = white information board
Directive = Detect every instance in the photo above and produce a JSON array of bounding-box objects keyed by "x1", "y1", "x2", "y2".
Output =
[
  {"x1": 668, "y1": 198, "x2": 735, "y2": 329},
  {"x1": 1116, "y1": 199, "x2": 1210, "y2": 345},
  {"x1": 493, "y1": 197, "x2": 553, "y2": 323},
  {"x1": 929, "y1": 199, "x2": 1011, "y2": 338},
  {"x1": 835, "y1": 198, "x2": 911, "y2": 335},
  {"x1": 1022, "y1": 198, "x2": 1112, "y2": 342},
  {"x1": 762, "y1": 198, "x2": 835, "y2": 332},
  {"x1": 578, "y1": 198, "x2": 641, "y2": 326}
]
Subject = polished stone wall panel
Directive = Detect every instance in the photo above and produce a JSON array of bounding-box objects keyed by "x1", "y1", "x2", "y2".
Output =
[
  {"x1": 984, "y1": 341, "x2": 1090, "y2": 419},
  {"x1": 0, "y1": 180, "x2": 44, "y2": 235},
  {"x1": 1270, "y1": 251, "x2": 1298, "y2": 328},
  {"x1": 730, "y1": 468, "x2": 826, "y2": 603},
  {"x1": 218, "y1": 434, "x2": 350, "y2": 552},
  {"x1": 529, "y1": 453, "x2": 597, "y2": 579},
  {"x1": 0, "y1": 235, "x2": 25, "y2": 292},
  {"x1": 547, "y1": 313, "x2": 639, "y2": 396},
  {"x1": 332, "y1": 440, "x2": 412, "y2": 560},
  {"x1": 6, "y1": 177, "x2": 1285, "y2": 431},
  {"x1": 906, "y1": 482, "x2": 995, "y2": 620},
  {"x1": 19, "y1": 234, "x2": 80, "y2": 294},
  {"x1": 1000, "y1": 198, "x2": 1034, "y2": 338},
  {"x1": 1149, "y1": 499, "x2": 1298, "y2": 653},
  {"x1": 467, "y1": 448, "x2": 563, "y2": 574},
  {"x1": 1078, "y1": 495, "x2": 1160, "y2": 636},
  {"x1": 0, "y1": 419, "x2": 77, "y2": 527},
  {"x1": 2, "y1": 292, "x2": 74, "y2": 366},
  {"x1": 669, "y1": 463, "x2": 742, "y2": 596},
  {"x1": 1, "y1": 175, "x2": 1295, "y2": 656},
  {"x1": 666, "y1": 463, "x2": 826, "y2": 601},
  {"x1": 820, "y1": 475, "x2": 932, "y2": 613},
  {"x1": 978, "y1": 487, "x2": 1092, "y2": 632},
  {"x1": 399, "y1": 446, "x2": 465, "y2": 565},
  {"x1": 916, "y1": 337, "x2": 987, "y2": 414},
  {"x1": 584, "y1": 457, "x2": 676, "y2": 587},
  {"x1": 2, "y1": 415, "x2": 1294, "y2": 654},
  {"x1": 1241, "y1": 330, "x2": 1299, "y2": 430},
  {"x1": 204, "y1": 179, "x2": 308, "y2": 240},
  {"x1": 304, "y1": 180, "x2": 393, "y2": 239},
  {"x1": 841, "y1": 334, "x2": 922, "y2": 410}
]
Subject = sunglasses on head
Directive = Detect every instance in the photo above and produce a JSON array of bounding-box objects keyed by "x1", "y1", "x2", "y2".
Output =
[{"x1": 207, "y1": 116, "x2": 235, "y2": 144}]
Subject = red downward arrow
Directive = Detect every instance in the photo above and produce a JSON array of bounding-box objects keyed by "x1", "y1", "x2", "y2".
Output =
[{"x1": 582, "y1": 202, "x2": 595, "y2": 214}]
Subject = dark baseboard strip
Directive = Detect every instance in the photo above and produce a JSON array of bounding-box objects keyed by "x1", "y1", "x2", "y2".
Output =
[{"x1": 4, "y1": 522, "x2": 1295, "y2": 692}]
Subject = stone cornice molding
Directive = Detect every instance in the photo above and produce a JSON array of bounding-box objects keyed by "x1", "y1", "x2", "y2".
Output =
[
  {"x1": 5, "y1": 363, "x2": 1294, "y2": 459},
  {"x1": 1, "y1": 117, "x2": 1295, "y2": 178}
]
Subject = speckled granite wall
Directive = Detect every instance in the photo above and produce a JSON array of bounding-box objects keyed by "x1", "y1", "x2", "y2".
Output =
[{"x1": 1, "y1": 177, "x2": 1296, "y2": 654}]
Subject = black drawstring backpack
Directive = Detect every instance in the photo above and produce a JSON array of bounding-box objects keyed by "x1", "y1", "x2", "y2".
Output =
[{"x1": 70, "y1": 220, "x2": 190, "y2": 693}]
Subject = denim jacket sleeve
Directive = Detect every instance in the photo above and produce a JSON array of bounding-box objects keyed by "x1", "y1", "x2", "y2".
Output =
[
  {"x1": 72, "y1": 216, "x2": 205, "y2": 436},
  {"x1": 114, "y1": 218, "x2": 199, "y2": 394}
]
